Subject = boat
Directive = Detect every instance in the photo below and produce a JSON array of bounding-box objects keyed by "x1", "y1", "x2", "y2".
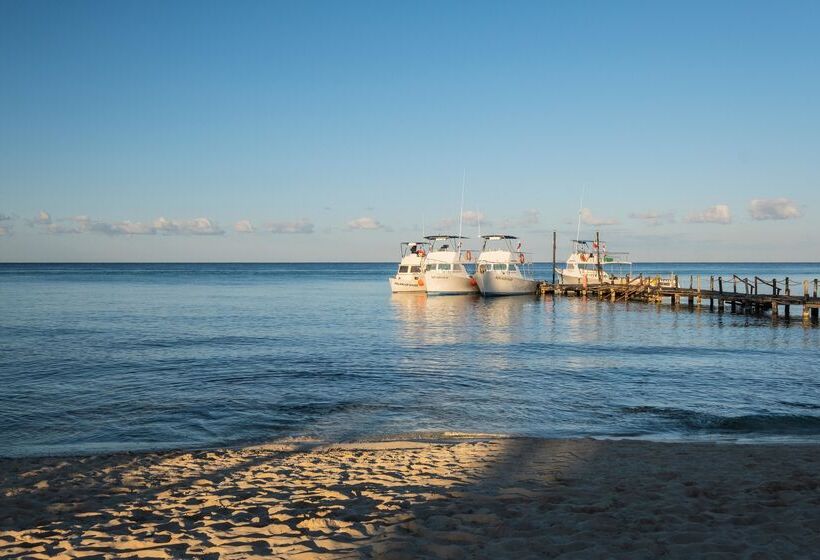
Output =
[
  {"x1": 422, "y1": 235, "x2": 480, "y2": 295},
  {"x1": 388, "y1": 241, "x2": 431, "y2": 292},
  {"x1": 474, "y1": 235, "x2": 539, "y2": 296},
  {"x1": 556, "y1": 239, "x2": 633, "y2": 287}
]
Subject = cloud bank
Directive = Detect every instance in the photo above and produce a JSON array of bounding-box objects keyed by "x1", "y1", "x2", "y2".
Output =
[
  {"x1": 31, "y1": 213, "x2": 226, "y2": 235},
  {"x1": 748, "y1": 198, "x2": 801, "y2": 220},
  {"x1": 685, "y1": 205, "x2": 731, "y2": 224}
]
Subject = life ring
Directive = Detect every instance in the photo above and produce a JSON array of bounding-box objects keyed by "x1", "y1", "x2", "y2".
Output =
[
  {"x1": 417, "y1": 278, "x2": 425, "y2": 287},
  {"x1": 465, "y1": 250, "x2": 472, "y2": 261},
  {"x1": 518, "y1": 253, "x2": 525, "y2": 264}
]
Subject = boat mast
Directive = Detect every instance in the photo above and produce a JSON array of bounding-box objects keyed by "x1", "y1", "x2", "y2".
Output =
[
  {"x1": 457, "y1": 169, "x2": 466, "y2": 253},
  {"x1": 575, "y1": 186, "x2": 585, "y2": 250}
]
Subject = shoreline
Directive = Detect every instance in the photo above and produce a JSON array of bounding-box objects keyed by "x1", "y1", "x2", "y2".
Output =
[{"x1": 2, "y1": 435, "x2": 819, "y2": 559}]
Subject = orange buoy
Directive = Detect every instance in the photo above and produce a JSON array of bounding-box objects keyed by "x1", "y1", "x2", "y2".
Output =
[
  {"x1": 469, "y1": 277, "x2": 477, "y2": 286},
  {"x1": 417, "y1": 278, "x2": 425, "y2": 287}
]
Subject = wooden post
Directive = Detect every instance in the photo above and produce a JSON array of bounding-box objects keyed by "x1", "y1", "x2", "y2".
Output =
[
  {"x1": 552, "y1": 231, "x2": 556, "y2": 286},
  {"x1": 804, "y1": 280, "x2": 811, "y2": 321},
  {"x1": 771, "y1": 299, "x2": 778, "y2": 320},
  {"x1": 718, "y1": 276, "x2": 724, "y2": 313},
  {"x1": 709, "y1": 275, "x2": 714, "y2": 311},
  {"x1": 697, "y1": 275, "x2": 702, "y2": 305},
  {"x1": 784, "y1": 277, "x2": 790, "y2": 318},
  {"x1": 595, "y1": 231, "x2": 603, "y2": 285},
  {"x1": 731, "y1": 277, "x2": 737, "y2": 313}
]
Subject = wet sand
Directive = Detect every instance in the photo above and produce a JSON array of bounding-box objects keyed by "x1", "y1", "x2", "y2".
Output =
[{"x1": 1, "y1": 435, "x2": 819, "y2": 559}]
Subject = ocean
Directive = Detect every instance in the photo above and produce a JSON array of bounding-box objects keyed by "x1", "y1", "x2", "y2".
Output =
[{"x1": 1, "y1": 262, "x2": 819, "y2": 457}]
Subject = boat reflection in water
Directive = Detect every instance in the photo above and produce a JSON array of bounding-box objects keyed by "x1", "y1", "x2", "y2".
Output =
[
  {"x1": 390, "y1": 292, "x2": 535, "y2": 347},
  {"x1": 390, "y1": 293, "x2": 479, "y2": 345},
  {"x1": 477, "y1": 296, "x2": 529, "y2": 344}
]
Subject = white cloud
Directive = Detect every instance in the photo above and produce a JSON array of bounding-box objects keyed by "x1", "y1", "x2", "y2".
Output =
[
  {"x1": 153, "y1": 217, "x2": 224, "y2": 235},
  {"x1": 461, "y1": 210, "x2": 485, "y2": 227},
  {"x1": 629, "y1": 211, "x2": 675, "y2": 226},
  {"x1": 347, "y1": 217, "x2": 385, "y2": 230},
  {"x1": 580, "y1": 208, "x2": 619, "y2": 226},
  {"x1": 685, "y1": 204, "x2": 732, "y2": 224},
  {"x1": 45, "y1": 224, "x2": 85, "y2": 234},
  {"x1": 500, "y1": 209, "x2": 539, "y2": 229},
  {"x1": 267, "y1": 219, "x2": 314, "y2": 234},
  {"x1": 0, "y1": 213, "x2": 11, "y2": 236},
  {"x1": 234, "y1": 219, "x2": 254, "y2": 233},
  {"x1": 435, "y1": 211, "x2": 488, "y2": 231},
  {"x1": 91, "y1": 220, "x2": 156, "y2": 235},
  {"x1": 748, "y1": 198, "x2": 801, "y2": 220},
  {"x1": 31, "y1": 210, "x2": 52, "y2": 225}
]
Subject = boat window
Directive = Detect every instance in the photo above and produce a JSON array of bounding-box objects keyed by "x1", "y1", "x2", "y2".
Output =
[
  {"x1": 438, "y1": 264, "x2": 452, "y2": 271},
  {"x1": 508, "y1": 264, "x2": 518, "y2": 273},
  {"x1": 425, "y1": 264, "x2": 436, "y2": 271},
  {"x1": 493, "y1": 264, "x2": 507, "y2": 271},
  {"x1": 398, "y1": 266, "x2": 409, "y2": 273},
  {"x1": 410, "y1": 266, "x2": 421, "y2": 273}
]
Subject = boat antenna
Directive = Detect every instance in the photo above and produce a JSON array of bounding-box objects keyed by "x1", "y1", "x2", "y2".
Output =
[
  {"x1": 457, "y1": 169, "x2": 466, "y2": 251},
  {"x1": 575, "y1": 186, "x2": 585, "y2": 247}
]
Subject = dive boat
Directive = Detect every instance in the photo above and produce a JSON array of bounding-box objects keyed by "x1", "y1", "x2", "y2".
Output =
[
  {"x1": 388, "y1": 241, "x2": 430, "y2": 292},
  {"x1": 422, "y1": 235, "x2": 479, "y2": 295},
  {"x1": 556, "y1": 239, "x2": 633, "y2": 287},
  {"x1": 474, "y1": 235, "x2": 539, "y2": 296}
]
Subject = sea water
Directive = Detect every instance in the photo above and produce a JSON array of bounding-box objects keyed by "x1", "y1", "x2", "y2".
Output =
[{"x1": 1, "y1": 263, "x2": 819, "y2": 457}]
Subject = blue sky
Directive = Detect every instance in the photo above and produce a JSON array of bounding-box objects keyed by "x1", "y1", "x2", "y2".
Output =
[{"x1": 1, "y1": 0, "x2": 818, "y2": 261}]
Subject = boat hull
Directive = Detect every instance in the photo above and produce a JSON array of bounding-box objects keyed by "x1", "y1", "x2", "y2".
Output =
[
  {"x1": 389, "y1": 275, "x2": 425, "y2": 293},
  {"x1": 424, "y1": 272, "x2": 479, "y2": 295},
  {"x1": 475, "y1": 272, "x2": 538, "y2": 296}
]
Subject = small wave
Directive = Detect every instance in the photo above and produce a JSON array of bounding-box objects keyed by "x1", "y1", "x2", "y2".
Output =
[{"x1": 622, "y1": 406, "x2": 820, "y2": 434}]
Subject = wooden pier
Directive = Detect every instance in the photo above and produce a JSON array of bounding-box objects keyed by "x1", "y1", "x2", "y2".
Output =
[{"x1": 539, "y1": 275, "x2": 820, "y2": 323}]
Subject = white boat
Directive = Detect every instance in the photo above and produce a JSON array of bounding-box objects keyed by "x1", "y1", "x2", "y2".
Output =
[
  {"x1": 556, "y1": 239, "x2": 633, "y2": 287},
  {"x1": 388, "y1": 241, "x2": 430, "y2": 292},
  {"x1": 474, "y1": 235, "x2": 539, "y2": 296},
  {"x1": 422, "y1": 235, "x2": 479, "y2": 295}
]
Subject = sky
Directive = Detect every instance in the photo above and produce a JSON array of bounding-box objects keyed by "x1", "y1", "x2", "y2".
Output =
[{"x1": 1, "y1": 0, "x2": 818, "y2": 262}]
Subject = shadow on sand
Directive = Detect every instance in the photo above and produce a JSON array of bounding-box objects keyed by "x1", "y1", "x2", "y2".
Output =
[{"x1": 2, "y1": 436, "x2": 819, "y2": 559}]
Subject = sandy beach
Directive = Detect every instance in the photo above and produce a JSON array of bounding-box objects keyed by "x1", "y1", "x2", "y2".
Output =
[{"x1": 1, "y1": 435, "x2": 819, "y2": 559}]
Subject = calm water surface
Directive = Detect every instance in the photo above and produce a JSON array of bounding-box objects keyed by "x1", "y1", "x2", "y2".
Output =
[{"x1": 1, "y1": 263, "x2": 819, "y2": 457}]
